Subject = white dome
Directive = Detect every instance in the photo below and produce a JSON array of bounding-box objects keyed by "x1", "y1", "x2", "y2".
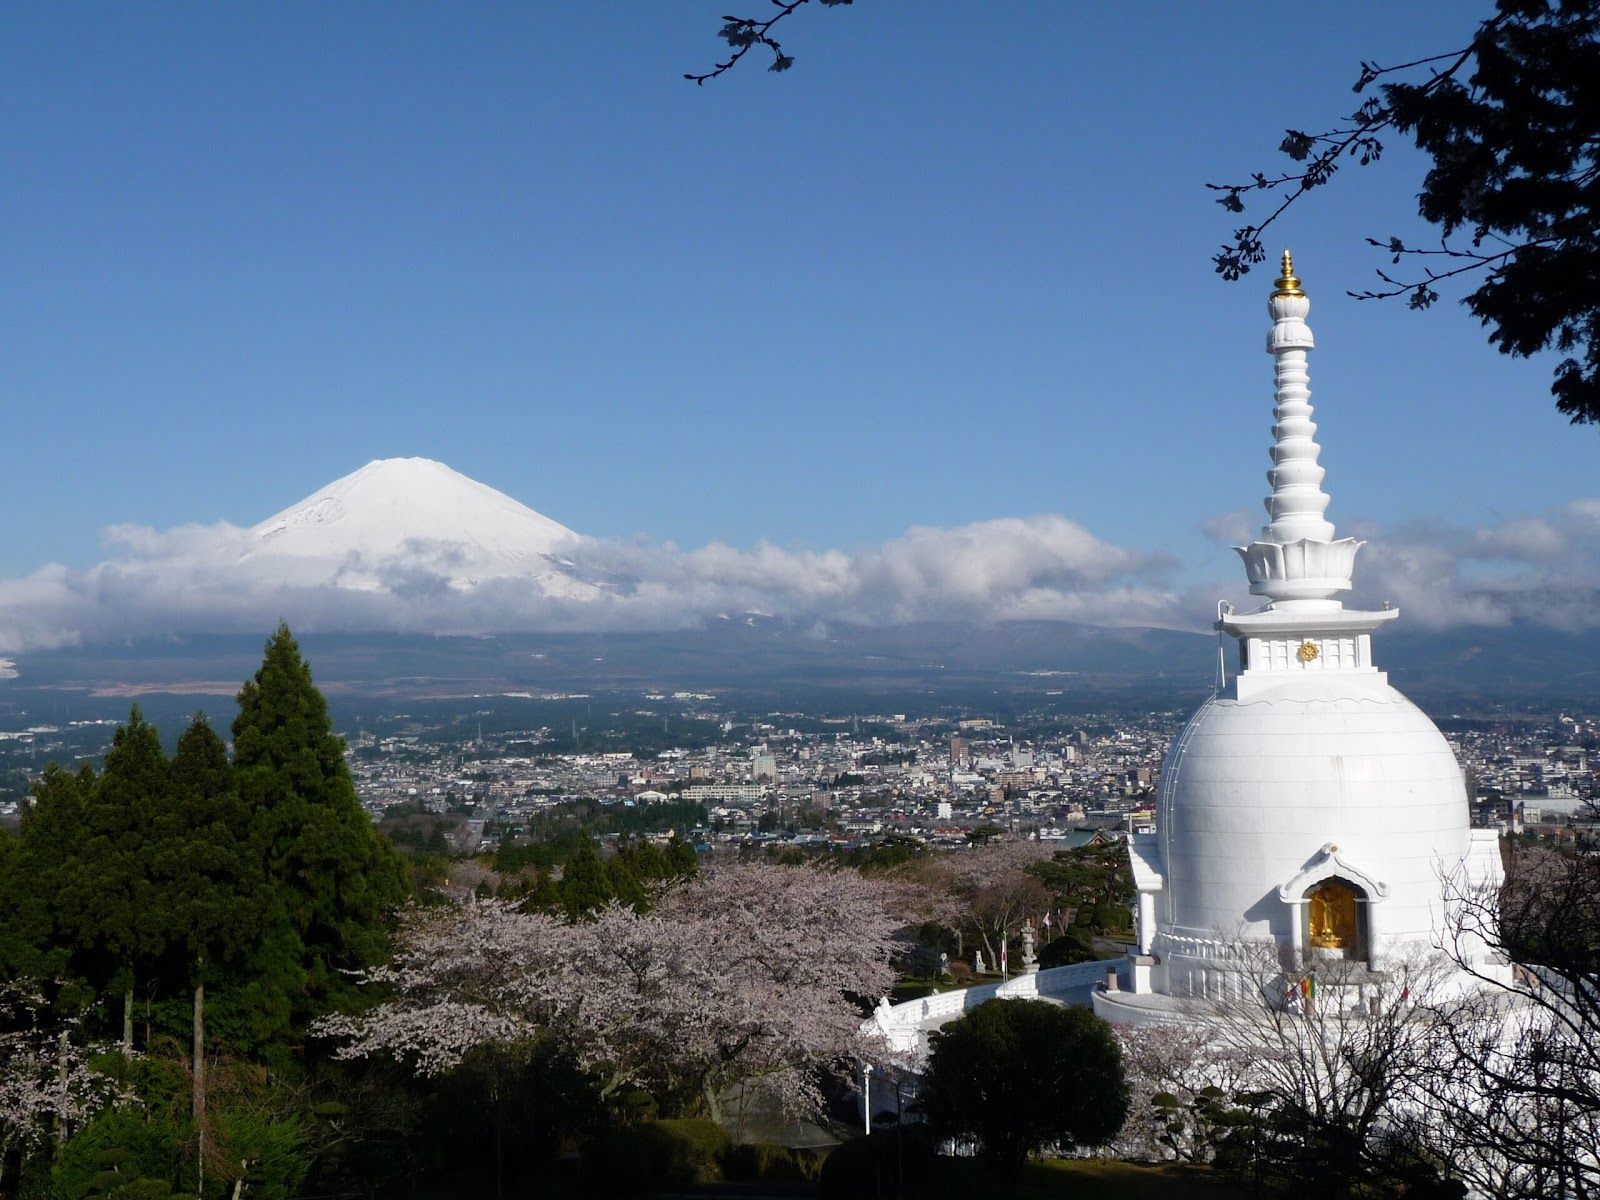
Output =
[
  {"x1": 1097, "y1": 255, "x2": 1509, "y2": 1022},
  {"x1": 1156, "y1": 673, "x2": 1469, "y2": 960}
]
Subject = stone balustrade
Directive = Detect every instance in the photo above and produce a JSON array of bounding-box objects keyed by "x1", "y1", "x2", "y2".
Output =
[{"x1": 863, "y1": 959, "x2": 1123, "y2": 1056}]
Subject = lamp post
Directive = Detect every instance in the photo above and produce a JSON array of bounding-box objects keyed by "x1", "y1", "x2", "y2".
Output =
[{"x1": 862, "y1": 1062, "x2": 873, "y2": 1136}]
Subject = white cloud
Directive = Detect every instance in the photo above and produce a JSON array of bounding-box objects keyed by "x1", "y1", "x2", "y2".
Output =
[
  {"x1": 1352, "y1": 499, "x2": 1600, "y2": 631},
  {"x1": 2, "y1": 501, "x2": 1596, "y2": 652},
  {"x1": 0, "y1": 514, "x2": 1185, "y2": 652},
  {"x1": 1200, "y1": 508, "x2": 1258, "y2": 547}
]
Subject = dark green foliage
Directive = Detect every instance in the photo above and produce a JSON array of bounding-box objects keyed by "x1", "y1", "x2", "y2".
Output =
[
  {"x1": 1382, "y1": 1, "x2": 1600, "y2": 424},
  {"x1": 851, "y1": 835, "x2": 925, "y2": 870},
  {"x1": 1029, "y1": 842, "x2": 1136, "y2": 935},
  {"x1": 496, "y1": 800, "x2": 708, "y2": 875},
  {"x1": 53, "y1": 1110, "x2": 183, "y2": 1200},
  {"x1": 1150, "y1": 1085, "x2": 1253, "y2": 1167},
  {"x1": 1215, "y1": 1, "x2": 1600, "y2": 425},
  {"x1": 967, "y1": 824, "x2": 1004, "y2": 845},
  {"x1": 205, "y1": 1110, "x2": 309, "y2": 1200},
  {"x1": 232, "y1": 624, "x2": 406, "y2": 1039},
  {"x1": 1037, "y1": 927, "x2": 1102, "y2": 968},
  {"x1": 722, "y1": 1141, "x2": 826, "y2": 1182},
  {"x1": 666, "y1": 833, "x2": 699, "y2": 878},
  {"x1": 379, "y1": 807, "x2": 456, "y2": 857},
  {"x1": 78, "y1": 709, "x2": 171, "y2": 1005},
  {"x1": 559, "y1": 836, "x2": 614, "y2": 919},
  {"x1": 527, "y1": 868, "x2": 562, "y2": 911},
  {"x1": 605, "y1": 853, "x2": 648, "y2": 912},
  {"x1": 581, "y1": 1118, "x2": 729, "y2": 1195},
  {"x1": 158, "y1": 715, "x2": 261, "y2": 980},
  {"x1": 920, "y1": 998, "x2": 1130, "y2": 1174},
  {"x1": 0, "y1": 629, "x2": 423, "y2": 1199},
  {"x1": 620, "y1": 836, "x2": 671, "y2": 883},
  {"x1": 817, "y1": 1128, "x2": 937, "y2": 1200},
  {"x1": 0, "y1": 795, "x2": 74, "y2": 985},
  {"x1": 292, "y1": 1059, "x2": 429, "y2": 1200}
]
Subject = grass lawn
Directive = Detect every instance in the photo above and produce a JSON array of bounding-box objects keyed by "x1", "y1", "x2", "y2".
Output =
[
  {"x1": 904, "y1": 1157, "x2": 1239, "y2": 1199},
  {"x1": 397, "y1": 1154, "x2": 1237, "y2": 1199},
  {"x1": 1027, "y1": 1159, "x2": 1240, "y2": 1198}
]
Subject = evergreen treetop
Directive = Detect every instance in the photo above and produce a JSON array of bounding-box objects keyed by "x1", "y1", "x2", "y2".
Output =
[{"x1": 230, "y1": 624, "x2": 406, "y2": 1035}]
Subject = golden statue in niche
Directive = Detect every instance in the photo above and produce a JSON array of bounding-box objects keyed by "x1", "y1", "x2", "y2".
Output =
[{"x1": 1307, "y1": 880, "x2": 1360, "y2": 951}]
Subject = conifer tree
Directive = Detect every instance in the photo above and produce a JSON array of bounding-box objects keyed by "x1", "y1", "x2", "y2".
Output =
[
  {"x1": 605, "y1": 853, "x2": 648, "y2": 913},
  {"x1": 667, "y1": 834, "x2": 699, "y2": 880},
  {"x1": 623, "y1": 838, "x2": 671, "y2": 886},
  {"x1": 1, "y1": 763, "x2": 93, "y2": 989},
  {"x1": 158, "y1": 714, "x2": 258, "y2": 1137},
  {"x1": 527, "y1": 869, "x2": 561, "y2": 913},
  {"x1": 231, "y1": 624, "x2": 406, "y2": 1041},
  {"x1": 558, "y1": 836, "x2": 614, "y2": 920},
  {"x1": 74, "y1": 708, "x2": 170, "y2": 1054}
]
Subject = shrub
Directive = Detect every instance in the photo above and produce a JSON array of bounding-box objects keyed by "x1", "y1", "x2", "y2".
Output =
[
  {"x1": 818, "y1": 1128, "x2": 937, "y2": 1200},
  {"x1": 53, "y1": 1110, "x2": 182, "y2": 1200},
  {"x1": 1038, "y1": 929, "x2": 1099, "y2": 968},
  {"x1": 206, "y1": 1111, "x2": 309, "y2": 1200},
  {"x1": 920, "y1": 998, "x2": 1130, "y2": 1174},
  {"x1": 581, "y1": 1118, "x2": 730, "y2": 1195},
  {"x1": 723, "y1": 1142, "x2": 826, "y2": 1182}
]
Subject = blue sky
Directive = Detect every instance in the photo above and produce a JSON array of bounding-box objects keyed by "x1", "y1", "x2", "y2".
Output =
[{"x1": 2, "y1": 2, "x2": 1595, "y2": 642}]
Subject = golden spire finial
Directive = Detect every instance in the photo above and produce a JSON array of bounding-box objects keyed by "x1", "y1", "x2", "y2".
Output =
[{"x1": 1272, "y1": 249, "x2": 1304, "y2": 298}]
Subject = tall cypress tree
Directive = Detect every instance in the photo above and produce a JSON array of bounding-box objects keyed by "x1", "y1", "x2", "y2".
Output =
[
  {"x1": 159, "y1": 714, "x2": 258, "y2": 1135},
  {"x1": 73, "y1": 707, "x2": 171, "y2": 1053},
  {"x1": 232, "y1": 624, "x2": 405, "y2": 1040},
  {"x1": 559, "y1": 836, "x2": 614, "y2": 920},
  {"x1": 2, "y1": 763, "x2": 94, "y2": 990}
]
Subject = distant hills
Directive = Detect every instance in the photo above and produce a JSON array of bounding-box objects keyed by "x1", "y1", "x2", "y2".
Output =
[{"x1": 2, "y1": 617, "x2": 1595, "y2": 718}]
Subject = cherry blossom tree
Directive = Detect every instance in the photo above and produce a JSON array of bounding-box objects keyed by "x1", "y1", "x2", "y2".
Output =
[
  {"x1": 1113, "y1": 1023, "x2": 1253, "y2": 1164},
  {"x1": 905, "y1": 840, "x2": 1055, "y2": 968},
  {"x1": 316, "y1": 861, "x2": 906, "y2": 1121},
  {"x1": 1422, "y1": 845, "x2": 1600, "y2": 1198},
  {"x1": 0, "y1": 983, "x2": 122, "y2": 1190}
]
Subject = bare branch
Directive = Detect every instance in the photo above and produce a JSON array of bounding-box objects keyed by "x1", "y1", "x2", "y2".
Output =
[
  {"x1": 685, "y1": 0, "x2": 852, "y2": 85},
  {"x1": 1209, "y1": 12, "x2": 1511, "y2": 281}
]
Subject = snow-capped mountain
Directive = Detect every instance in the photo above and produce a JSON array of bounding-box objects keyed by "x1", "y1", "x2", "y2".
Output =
[{"x1": 243, "y1": 458, "x2": 598, "y2": 598}]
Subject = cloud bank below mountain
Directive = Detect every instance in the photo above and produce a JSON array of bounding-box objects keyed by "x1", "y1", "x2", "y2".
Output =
[{"x1": 0, "y1": 501, "x2": 1595, "y2": 653}]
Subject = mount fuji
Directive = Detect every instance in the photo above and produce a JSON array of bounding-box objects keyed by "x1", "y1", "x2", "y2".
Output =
[{"x1": 241, "y1": 458, "x2": 599, "y2": 599}]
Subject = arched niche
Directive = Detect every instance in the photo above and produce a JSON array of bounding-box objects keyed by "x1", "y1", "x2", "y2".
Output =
[
  {"x1": 1277, "y1": 844, "x2": 1389, "y2": 969},
  {"x1": 1304, "y1": 876, "x2": 1367, "y2": 960}
]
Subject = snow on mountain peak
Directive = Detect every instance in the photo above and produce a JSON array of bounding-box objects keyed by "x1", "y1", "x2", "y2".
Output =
[{"x1": 244, "y1": 458, "x2": 595, "y2": 597}]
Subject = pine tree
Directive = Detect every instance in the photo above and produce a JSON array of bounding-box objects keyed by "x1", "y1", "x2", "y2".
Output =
[
  {"x1": 76, "y1": 707, "x2": 170, "y2": 1053},
  {"x1": 667, "y1": 834, "x2": 699, "y2": 880},
  {"x1": 527, "y1": 869, "x2": 561, "y2": 912},
  {"x1": 1, "y1": 763, "x2": 93, "y2": 989},
  {"x1": 605, "y1": 853, "x2": 648, "y2": 913},
  {"x1": 158, "y1": 714, "x2": 259, "y2": 1140},
  {"x1": 232, "y1": 624, "x2": 406, "y2": 1041},
  {"x1": 620, "y1": 837, "x2": 671, "y2": 885},
  {"x1": 559, "y1": 836, "x2": 614, "y2": 920}
]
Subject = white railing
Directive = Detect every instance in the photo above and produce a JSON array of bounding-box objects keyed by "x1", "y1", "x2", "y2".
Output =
[{"x1": 865, "y1": 959, "x2": 1124, "y2": 1053}]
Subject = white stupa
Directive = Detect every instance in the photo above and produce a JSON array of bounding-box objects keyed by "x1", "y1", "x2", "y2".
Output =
[{"x1": 1095, "y1": 254, "x2": 1508, "y2": 1022}]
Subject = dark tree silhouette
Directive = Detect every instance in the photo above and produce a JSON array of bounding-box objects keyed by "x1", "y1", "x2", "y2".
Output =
[
  {"x1": 689, "y1": 2, "x2": 1600, "y2": 428},
  {"x1": 685, "y1": 0, "x2": 853, "y2": 84},
  {"x1": 920, "y1": 998, "x2": 1130, "y2": 1173},
  {"x1": 1212, "y1": 0, "x2": 1600, "y2": 426}
]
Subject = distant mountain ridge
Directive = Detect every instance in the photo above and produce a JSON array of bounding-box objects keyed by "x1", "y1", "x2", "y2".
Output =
[{"x1": 6, "y1": 618, "x2": 1597, "y2": 710}]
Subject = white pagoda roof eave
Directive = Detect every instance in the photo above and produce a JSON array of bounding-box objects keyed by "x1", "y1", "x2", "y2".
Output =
[{"x1": 1218, "y1": 605, "x2": 1400, "y2": 640}]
